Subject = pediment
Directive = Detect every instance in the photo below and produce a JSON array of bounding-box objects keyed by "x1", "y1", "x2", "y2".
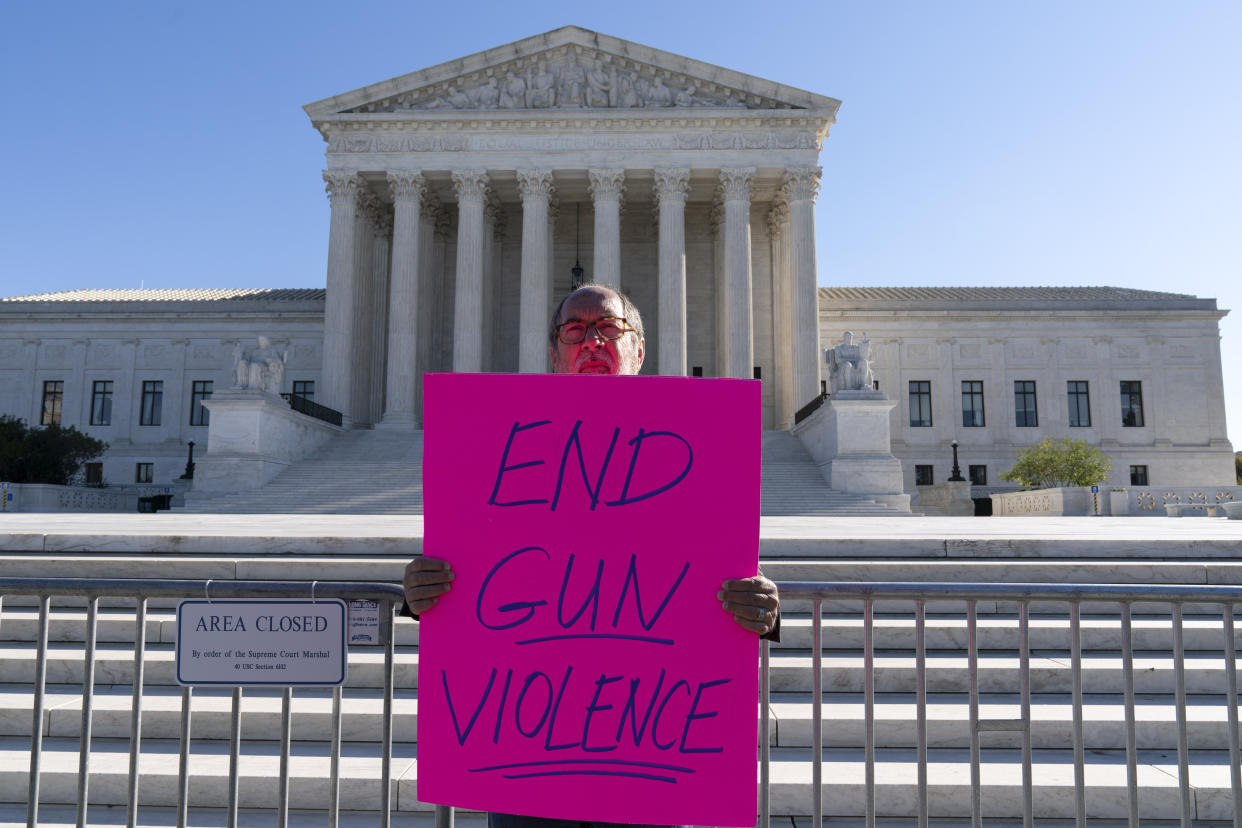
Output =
[{"x1": 304, "y1": 26, "x2": 840, "y2": 120}]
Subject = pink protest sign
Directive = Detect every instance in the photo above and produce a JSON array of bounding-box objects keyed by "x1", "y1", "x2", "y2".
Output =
[{"x1": 418, "y1": 372, "x2": 761, "y2": 826}]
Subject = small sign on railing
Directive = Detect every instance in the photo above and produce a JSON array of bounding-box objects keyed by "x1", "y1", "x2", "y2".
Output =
[{"x1": 175, "y1": 598, "x2": 348, "y2": 686}]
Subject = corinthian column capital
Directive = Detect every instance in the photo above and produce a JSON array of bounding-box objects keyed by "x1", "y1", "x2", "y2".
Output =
[
  {"x1": 718, "y1": 168, "x2": 755, "y2": 202},
  {"x1": 451, "y1": 169, "x2": 490, "y2": 204},
  {"x1": 386, "y1": 170, "x2": 426, "y2": 203},
  {"x1": 588, "y1": 168, "x2": 626, "y2": 204},
  {"x1": 653, "y1": 168, "x2": 691, "y2": 205},
  {"x1": 768, "y1": 198, "x2": 790, "y2": 238},
  {"x1": 323, "y1": 170, "x2": 361, "y2": 205},
  {"x1": 782, "y1": 166, "x2": 823, "y2": 202},
  {"x1": 516, "y1": 169, "x2": 555, "y2": 204}
]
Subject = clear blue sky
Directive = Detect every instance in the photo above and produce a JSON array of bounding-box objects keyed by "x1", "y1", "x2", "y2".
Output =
[{"x1": 3, "y1": 1, "x2": 1239, "y2": 446}]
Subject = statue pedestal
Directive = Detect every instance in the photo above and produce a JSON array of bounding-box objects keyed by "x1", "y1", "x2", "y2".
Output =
[
  {"x1": 793, "y1": 390, "x2": 911, "y2": 511},
  {"x1": 191, "y1": 391, "x2": 341, "y2": 495}
]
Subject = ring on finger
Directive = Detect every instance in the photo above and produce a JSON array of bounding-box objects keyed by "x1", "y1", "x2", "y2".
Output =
[{"x1": 756, "y1": 607, "x2": 767, "y2": 620}]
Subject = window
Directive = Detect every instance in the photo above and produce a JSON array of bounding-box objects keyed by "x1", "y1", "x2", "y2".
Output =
[
  {"x1": 41, "y1": 381, "x2": 63, "y2": 426},
  {"x1": 909, "y1": 381, "x2": 933, "y2": 427},
  {"x1": 1121, "y1": 381, "x2": 1144, "y2": 427},
  {"x1": 140, "y1": 381, "x2": 163, "y2": 426},
  {"x1": 189, "y1": 380, "x2": 213, "y2": 426},
  {"x1": 1130, "y1": 465, "x2": 1149, "y2": 486},
  {"x1": 914, "y1": 465, "x2": 935, "y2": 486},
  {"x1": 1014, "y1": 381, "x2": 1038, "y2": 427},
  {"x1": 90, "y1": 381, "x2": 113, "y2": 425},
  {"x1": 752, "y1": 366, "x2": 762, "y2": 380},
  {"x1": 292, "y1": 380, "x2": 315, "y2": 400},
  {"x1": 1067, "y1": 381, "x2": 1091, "y2": 427},
  {"x1": 961, "y1": 381, "x2": 985, "y2": 427},
  {"x1": 690, "y1": 367, "x2": 703, "y2": 378},
  {"x1": 135, "y1": 463, "x2": 153, "y2": 484},
  {"x1": 84, "y1": 463, "x2": 103, "y2": 485},
  {"x1": 968, "y1": 464, "x2": 988, "y2": 486}
]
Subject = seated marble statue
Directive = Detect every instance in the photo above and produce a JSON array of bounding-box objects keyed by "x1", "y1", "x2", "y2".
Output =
[
  {"x1": 527, "y1": 61, "x2": 556, "y2": 108},
  {"x1": 825, "y1": 330, "x2": 875, "y2": 393},
  {"x1": 231, "y1": 335, "x2": 287, "y2": 395}
]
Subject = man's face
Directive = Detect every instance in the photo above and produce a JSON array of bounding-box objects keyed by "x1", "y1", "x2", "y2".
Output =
[{"x1": 549, "y1": 287, "x2": 645, "y2": 375}]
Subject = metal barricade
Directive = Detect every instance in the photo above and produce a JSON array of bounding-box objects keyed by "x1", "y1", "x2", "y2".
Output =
[
  {"x1": 0, "y1": 576, "x2": 438, "y2": 828},
  {"x1": 6, "y1": 577, "x2": 1242, "y2": 826},
  {"x1": 762, "y1": 581, "x2": 1242, "y2": 828}
]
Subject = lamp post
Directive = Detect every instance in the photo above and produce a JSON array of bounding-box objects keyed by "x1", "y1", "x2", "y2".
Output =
[
  {"x1": 948, "y1": 439, "x2": 965, "y2": 482},
  {"x1": 180, "y1": 441, "x2": 196, "y2": 480}
]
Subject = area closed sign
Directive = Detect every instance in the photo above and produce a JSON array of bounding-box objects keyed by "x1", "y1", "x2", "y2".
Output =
[{"x1": 175, "y1": 598, "x2": 348, "y2": 686}]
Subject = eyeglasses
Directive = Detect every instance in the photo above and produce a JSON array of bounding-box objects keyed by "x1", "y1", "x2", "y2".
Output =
[{"x1": 554, "y1": 316, "x2": 637, "y2": 345}]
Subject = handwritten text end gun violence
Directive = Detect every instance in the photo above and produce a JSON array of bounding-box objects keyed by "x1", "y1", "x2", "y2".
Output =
[{"x1": 417, "y1": 373, "x2": 761, "y2": 827}]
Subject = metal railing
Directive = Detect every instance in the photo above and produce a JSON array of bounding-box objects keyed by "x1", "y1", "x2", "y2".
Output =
[
  {"x1": 280, "y1": 393, "x2": 343, "y2": 427},
  {"x1": 5, "y1": 577, "x2": 1242, "y2": 827},
  {"x1": 0, "y1": 577, "x2": 410, "y2": 828},
  {"x1": 762, "y1": 581, "x2": 1242, "y2": 828}
]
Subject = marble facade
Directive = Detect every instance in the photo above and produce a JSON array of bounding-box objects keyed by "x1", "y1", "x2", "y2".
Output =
[{"x1": 304, "y1": 26, "x2": 840, "y2": 430}]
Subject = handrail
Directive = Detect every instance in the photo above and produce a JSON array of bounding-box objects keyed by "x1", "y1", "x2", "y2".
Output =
[
  {"x1": 280, "y1": 392, "x2": 343, "y2": 427},
  {"x1": 793, "y1": 390, "x2": 829, "y2": 425}
]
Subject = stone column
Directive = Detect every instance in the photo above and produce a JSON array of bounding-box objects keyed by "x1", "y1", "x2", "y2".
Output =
[
  {"x1": 350, "y1": 191, "x2": 379, "y2": 426},
  {"x1": 488, "y1": 204, "x2": 506, "y2": 372},
  {"x1": 480, "y1": 198, "x2": 498, "y2": 371},
  {"x1": 719, "y1": 168, "x2": 755, "y2": 379},
  {"x1": 588, "y1": 169, "x2": 625, "y2": 288},
  {"x1": 769, "y1": 198, "x2": 794, "y2": 428},
  {"x1": 711, "y1": 196, "x2": 725, "y2": 377},
  {"x1": 654, "y1": 168, "x2": 690, "y2": 376},
  {"x1": 785, "y1": 166, "x2": 823, "y2": 409},
  {"x1": 517, "y1": 169, "x2": 555, "y2": 372},
  {"x1": 379, "y1": 171, "x2": 424, "y2": 429},
  {"x1": 451, "y1": 170, "x2": 489, "y2": 373},
  {"x1": 370, "y1": 210, "x2": 392, "y2": 424},
  {"x1": 320, "y1": 171, "x2": 361, "y2": 424},
  {"x1": 414, "y1": 195, "x2": 440, "y2": 426}
]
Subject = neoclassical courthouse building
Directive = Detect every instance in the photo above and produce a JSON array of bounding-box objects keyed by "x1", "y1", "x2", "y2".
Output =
[{"x1": 1, "y1": 27, "x2": 1235, "y2": 494}]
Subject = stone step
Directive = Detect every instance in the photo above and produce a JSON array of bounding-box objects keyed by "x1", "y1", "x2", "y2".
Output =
[
  {"x1": 0, "y1": 643, "x2": 420, "y2": 689},
  {"x1": 0, "y1": 804, "x2": 486, "y2": 828},
  {"x1": 767, "y1": 691, "x2": 1242, "y2": 750},
  {"x1": 2, "y1": 737, "x2": 1234, "y2": 821},
  {"x1": 5, "y1": 684, "x2": 1238, "y2": 752},
  {"x1": 2, "y1": 640, "x2": 1237, "y2": 696},
  {"x1": 6, "y1": 606, "x2": 1240, "y2": 654},
  {"x1": 767, "y1": 651, "x2": 1240, "y2": 694}
]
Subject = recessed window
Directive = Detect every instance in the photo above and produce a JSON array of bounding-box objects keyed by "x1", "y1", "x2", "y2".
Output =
[
  {"x1": 909, "y1": 381, "x2": 933, "y2": 427},
  {"x1": 1014, "y1": 381, "x2": 1038, "y2": 427},
  {"x1": 189, "y1": 380, "x2": 213, "y2": 426},
  {"x1": 968, "y1": 464, "x2": 988, "y2": 486},
  {"x1": 961, "y1": 381, "x2": 985, "y2": 427},
  {"x1": 1130, "y1": 465, "x2": 1149, "y2": 486},
  {"x1": 90, "y1": 381, "x2": 113, "y2": 426},
  {"x1": 135, "y1": 463, "x2": 153, "y2": 484},
  {"x1": 1067, "y1": 381, "x2": 1091, "y2": 427},
  {"x1": 84, "y1": 463, "x2": 103, "y2": 485},
  {"x1": 41, "y1": 381, "x2": 64, "y2": 426},
  {"x1": 915, "y1": 465, "x2": 934, "y2": 486},
  {"x1": 691, "y1": 367, "x2": 703, "y2": 378},
  {"x1": 1121, "y1": 381, "x2": 1145, "y2": 427},
  {"x1": 140, "y1": 381, "x2": 163, "y2": 426},
  {"x1": 292, "y1": 380, "x2": 315, "y2": 401}
]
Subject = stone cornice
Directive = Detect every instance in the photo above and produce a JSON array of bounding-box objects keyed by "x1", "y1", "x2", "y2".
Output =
[{"x1": 304, "y1": 26, "x2": 841, "y2": 120}]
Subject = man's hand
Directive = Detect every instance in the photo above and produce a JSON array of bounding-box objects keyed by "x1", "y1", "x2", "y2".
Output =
[
  {"x1": 403, "y1": 557, "x2": 454, "y2": 615},
  {"x1": 718, "y1": 575, "x2": 780, "y2": 636}
]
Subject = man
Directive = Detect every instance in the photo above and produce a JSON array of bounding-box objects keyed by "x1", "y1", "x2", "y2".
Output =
[{"x1": 402, "y1": 284, "x2": 780, "y2": 826}]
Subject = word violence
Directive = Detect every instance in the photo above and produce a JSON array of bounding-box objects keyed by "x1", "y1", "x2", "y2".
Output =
[{"x1": 442, "y1": 664, "x2": 731, "y2": 756}]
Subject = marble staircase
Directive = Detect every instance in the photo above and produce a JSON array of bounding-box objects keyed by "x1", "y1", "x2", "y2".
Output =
[
  {"x1": 181, "y1": 429, "x2": 908, "y2": 517},
  {"x1": 2, "y1": 551, "x2": 1239, "y2": 824}
]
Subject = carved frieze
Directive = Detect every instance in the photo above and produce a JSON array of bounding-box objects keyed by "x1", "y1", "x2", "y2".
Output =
[
  {"x1": 325, "y1": 128, "x2": 822, "y2": 154},
  {"x1": 342, "y1": 49, "x2": 797, "y2": 114}
]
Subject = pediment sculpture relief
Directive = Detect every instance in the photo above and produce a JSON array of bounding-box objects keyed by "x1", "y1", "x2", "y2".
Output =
[{"x1": 347, "y1": 54, "x2": 794, "y2": 113}]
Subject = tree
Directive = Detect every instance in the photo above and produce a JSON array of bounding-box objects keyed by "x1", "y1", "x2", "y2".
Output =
[
  {"x1": 999, "y1": 437, "x2": 1112, "y2": 489},
  {"x1": 0, "y1": 415, "x2": 108, "y2": 486},
  {"x1": 1236, "y1": 452, "x2": 1241, "y2": 484}
]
